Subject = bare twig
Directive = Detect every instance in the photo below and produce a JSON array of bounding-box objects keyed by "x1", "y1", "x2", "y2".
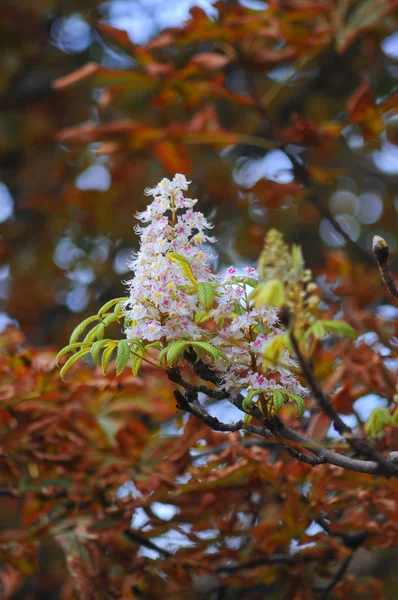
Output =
[
  {"x1": 318, "y1": 553, "x2": 354, "y2": 600},
  {"x1": 123, "y1": 530, "x2": 172, "y2": 558}
]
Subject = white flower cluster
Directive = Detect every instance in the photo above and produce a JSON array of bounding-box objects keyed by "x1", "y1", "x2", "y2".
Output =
[{"x1": 124, "y1": 175, "x2": 305, "y2": 397}]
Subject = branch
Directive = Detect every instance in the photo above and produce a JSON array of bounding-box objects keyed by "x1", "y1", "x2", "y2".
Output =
[
  {"x1": 373, "y1": 235, "x2": 398, "y2": 301},
  {"x1": 170, "y1": 364, "x2": 398, "y2": 476},
  {"x1": 123, "y1": 529, "x2": 172, "y2": 558},
  {"x1": 216, "y1": 552, "x2": 319, "y2": 574},
  {"x1": 318, "y1": 553, "x2": 354, "y2": 600},
  {"x1": 288, "y1": 330, "x2": 398, "y2": 477}
]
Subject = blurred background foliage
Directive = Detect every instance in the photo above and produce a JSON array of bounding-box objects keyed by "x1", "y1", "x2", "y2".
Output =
[
  {"x1": 1, "y1": 1, "x2": 398, "y2": 599},
  {"x1": 1, "y1": 0, "x2": 397, "y2": 346}
]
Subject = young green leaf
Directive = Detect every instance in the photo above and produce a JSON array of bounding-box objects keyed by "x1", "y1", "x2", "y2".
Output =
[
  {"x1": 194, "y1": 311, "x2": 212, "y2": 325},
  {"x1": 56, "y1": 342, "x2": 89, "y2": 366},
  {"x1": 98, "y1": 297, "x2": 128, "y2": 317},
  {"x1": 116, "y1": 339, "x2": 131, "y2": 375},
  {"x1": 166, "y1": 341, "x2": 188, "y2": 367},
  {"x1": 84, "y1": 323, "x2": 105, "y2": 344},
  {"x1": 287, "y1": 393, "x2": 305, "y2": 417},
  {"x1": 263, "y1": 335, "x2": 287, "y2": 366},
  {"x1": 197, "y1": 282, "x2": 215, "y2": 310},
  {"x1": 190, "y1": 341, "x2": 228, "y2": 364},
  {"x1": 102, "y1": 312, "x2": 119, "y2": 327},
  {"x1": 91, "y1": 339, "x2": 111, "y2": 366},
  {"x1": 251, "y1": 279, "x2": 285, "y2": 307},
  {"x1": 322, "y1": 320, "x2": 357, "y2": 339},
  {"x1": 102, "y1": 343, "x2": 117, "y2": 375},
  {"x1": 69, "y1": 316, "x2": 99, "y2": 345},
  {"x1": 158, "y1": 345, "x2": 171, "y2": 366},
  {"x1": 60, "y1": 348, "x2": 91, "y2": 380},
  {"x1": 272, "y1": 389, "x2": 285, "y2": 413},
  {"x1": 166, "y1": 252, "x2": 197, "y2": 285},
  {"x1": 365, "y1": 407, "x2": 391, "y2": 439}
]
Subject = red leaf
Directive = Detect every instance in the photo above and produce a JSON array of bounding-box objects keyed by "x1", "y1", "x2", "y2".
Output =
[
  {"x1": 154, "y1": 140, "x2": 192, "y2": 175},
  {"x1": 52, "y1": 62, "x2": 99, "y2": 90}
]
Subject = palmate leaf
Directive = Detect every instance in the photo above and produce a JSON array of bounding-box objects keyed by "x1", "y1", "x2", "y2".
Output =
[{"x1": 60, "y1": 348, "x2": 91, "y2": 380}]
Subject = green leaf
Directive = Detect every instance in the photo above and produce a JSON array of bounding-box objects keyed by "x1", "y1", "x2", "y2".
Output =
[
  {"x1": 60, "y1": 348, "x2": 91, "y2": 380},
  {"x1": 263, "y1": 334, "x2": 287, "y2": 366},
  {"x1": 287, "y1": 393, "x2": 305, "y2": 417},
  {"x1": 190, "y1": 341, "x2": 228, "y2": 363},
  {"x1": 312, "y1": 321, "x2": 326, "y2": 339},
  {"x1": 84, "y1": 323, "x2": 105, "y2": 344},
  {"x1": 197, "y1": 282, "x2": 215, "y2": 310},
  {"x1": 116, "y1": 339, "x2": 130, "y2": 375},
  {"x1": 102, "y1": 312, "x2": 119, "y2": 327},
  {"x1": 365, "y1": 407, "x2": 391, "y2": 439},
  {"x1": 91, "y1": 339, "x2": 111, "y2": 366},
  {"x1": 272, "y1": 390, "x2": 284, "y2": 413},
  {"x1": 241, "y1": 277, "x2": 258, "y2": 289},
  {"x1": 166, "y1": 341, "x2": 188, "y2": 367},
  {"x1": 194, "y1": 311, "x2": 212, "y2": 325},
  {"x1": 102, "y1": 343, "x2": 117, "y2": 375},
  {"x1": 251, "y1": 279, "x2": 285, "y2": 307},
  {"x1": 69, "y1": 316, "x2": 99, "y2": 345},
  {"x1": 167, "y1": 252, "x2": 197, "y2": 285},
  {"x1": 158, "y1": 345, "x2": 171, "y2": 366},
  {"x1": 56, "y1": 342, "x2": 89, "y2": 366},
  {"x1": 98, "y1": 297, "x2": 128, "y2": 317},
  {"x1": 131, "y1": 347, "x2": 144, "y2": 376},
  {"x1": 322, "y1": 320, "x2": 357, "y2": 340}
]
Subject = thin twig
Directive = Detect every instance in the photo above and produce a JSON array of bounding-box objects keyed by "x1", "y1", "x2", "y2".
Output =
[
  {"x1": 318, "y1": 553, "x2": 354, "y2": 600},
  {"x1": 123, "y1": 530, "x2": 172, "y2": 557}
]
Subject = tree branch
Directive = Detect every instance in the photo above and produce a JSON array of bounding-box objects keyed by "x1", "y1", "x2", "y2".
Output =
[{"x1": 288, "y1": 330, "x2": 398, "y2": 477}]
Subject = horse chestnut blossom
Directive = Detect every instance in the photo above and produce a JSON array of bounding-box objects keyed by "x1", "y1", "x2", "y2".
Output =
[{"x1": 123, "y1": 174, "x2": 306, "y2": 402}]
